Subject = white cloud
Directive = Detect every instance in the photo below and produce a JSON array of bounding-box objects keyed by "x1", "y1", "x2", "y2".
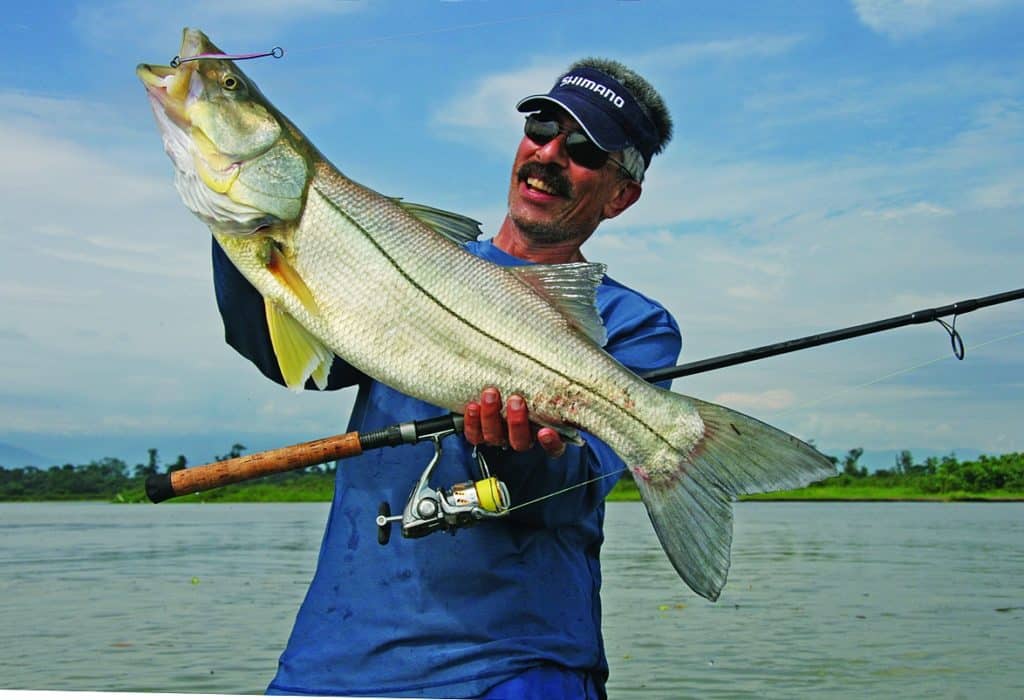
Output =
[
  {"x1": 852, "y1": 0, "x2": 1020, "y2": 39},
  {"x1": 431, "y1": 62, "x2": 561, "y2": 150},
  {"x1": 638, "y1": 35, "x2": 805, "y2": 68},
  {"x1": 968, "y1": 179, "x2": 1024, "y2": 209},
  {"x1": 861, "y1": 202, "x2": 954, "y2": 220},
  {"x1": 431, "y1": 34, "x2": 805, "y2": 153}
]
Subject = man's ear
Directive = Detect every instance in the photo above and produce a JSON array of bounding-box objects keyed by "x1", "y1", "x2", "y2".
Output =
[{"x1": 603, "y1": 180, "x2": 642, "y2": 220}]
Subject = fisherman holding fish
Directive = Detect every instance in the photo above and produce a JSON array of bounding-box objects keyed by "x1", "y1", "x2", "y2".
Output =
[
  {"x1": 140, "y1": 28, "x2": 832, "y2": 699},
  {"x1": 215, "y1": 59, "x2": 676, "y2": 699}
]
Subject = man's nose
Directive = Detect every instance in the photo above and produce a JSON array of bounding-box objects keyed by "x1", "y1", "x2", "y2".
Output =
[{"x1": 533, "y1": 133, "x2": 570, "y2": 167}]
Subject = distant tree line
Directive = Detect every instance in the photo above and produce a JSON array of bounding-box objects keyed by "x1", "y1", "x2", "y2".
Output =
[
  {"x1": 1, "y1": 447, "x2": 1021, "y2": 501},
  {"x1": 0, "y1": 446, "x2": 336, "y2": 501},
  {"x1": 820, "y1": 448, "x2": 1024, "y2": 493}
]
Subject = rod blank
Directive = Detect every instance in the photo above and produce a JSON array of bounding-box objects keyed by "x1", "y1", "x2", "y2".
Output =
[{"x1": 642, "y1": 287, "x2": 1024, "y2": 383}]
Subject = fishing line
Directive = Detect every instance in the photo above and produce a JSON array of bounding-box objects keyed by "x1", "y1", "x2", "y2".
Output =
[
  {"x1": 505, "y1": 326, "x2": 1023, "y2": 511},
  {"x1": 290, "y1": 10, "x2": 579, "y2": 54},
  {"x1": 505, "y1": 467, "x2": 630, "y2": 514},
  {"x1": 769, "y1": 326, "x2": 1024, "y2": 420},
  {"x1": 184, "y1": 9, "x2": 581, "y2": 64},
  {"x1": 167, "y1": 8, "x2": 582, "y2": 67}
]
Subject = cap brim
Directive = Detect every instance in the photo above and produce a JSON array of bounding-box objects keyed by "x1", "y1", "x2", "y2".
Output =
[{"x1": 516, "y1": 94, "x2": 629, "y2": 154}]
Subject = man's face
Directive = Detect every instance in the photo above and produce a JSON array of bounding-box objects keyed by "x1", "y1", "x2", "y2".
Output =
[{"x1": 507, "y1": 110, "x2": 633, "y2": 245}]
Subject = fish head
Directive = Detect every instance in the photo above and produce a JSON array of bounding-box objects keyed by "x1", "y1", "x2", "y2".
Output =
[{"x1": 137, "y1": 28, "x2": 310, "y2": 235}]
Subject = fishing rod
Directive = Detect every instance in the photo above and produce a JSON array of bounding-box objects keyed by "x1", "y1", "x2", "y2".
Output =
[
  {"x1": 643, "y1": 286, "x2": 1024, "y2": 383},
  {"x1": 146, "y1": 286, "x2": 1023, "y2": 526}
]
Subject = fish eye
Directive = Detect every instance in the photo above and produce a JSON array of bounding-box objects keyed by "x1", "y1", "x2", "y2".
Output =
[{"x1": 221, "y1": 74, "x2": 242, "y2": 91}]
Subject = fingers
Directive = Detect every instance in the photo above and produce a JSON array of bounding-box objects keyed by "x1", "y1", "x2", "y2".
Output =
[
  {"x1": 536, "y1": 427, "x2": 566, "y2": 458},
  {"x1": 464, "y1": 387, "x2": 507, "y2": 448},
  {"x1": 480, "y1": 387, "x2": 507, "y2": 446},
  {"x1": 505, "y1": 394, "x2": 532, "y2": 452},
  {"x1": 463, "y1": 401, "x2": 485, "y2": 445},
  {"x1": 463, "y1": 388, "x2": 566, "y2": 457}
]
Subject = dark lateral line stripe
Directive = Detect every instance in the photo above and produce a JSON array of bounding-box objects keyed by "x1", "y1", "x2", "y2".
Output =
[{"x1": 313, "y1": 183, "x2": 674, "y2": 450}]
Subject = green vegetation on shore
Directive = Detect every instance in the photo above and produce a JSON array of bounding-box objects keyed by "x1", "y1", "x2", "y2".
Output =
[
  {"x1": 1, "y1": 446, "x2": 1022, "y2": 503},
  {"x1": 739, "y1": 448, "x2": 1024, "y2": 502}
]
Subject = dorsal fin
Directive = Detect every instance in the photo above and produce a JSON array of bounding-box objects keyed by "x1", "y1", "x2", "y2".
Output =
[
  {"x1": 394, "y1": 199, "x2": 483, "y2": 245},
  {"x1": 511, "y1": 262, "x2": 608, "y2": 346}
]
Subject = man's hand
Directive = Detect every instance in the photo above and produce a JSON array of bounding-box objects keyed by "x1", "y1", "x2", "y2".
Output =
[{"x1": 464, "y1": 387, "x2": 565, "y2": 457}]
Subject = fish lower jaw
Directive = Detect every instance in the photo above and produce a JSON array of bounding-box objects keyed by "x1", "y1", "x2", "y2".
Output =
[{"x1": 146, "y1": 89, "x2": 190, "y2": 131}]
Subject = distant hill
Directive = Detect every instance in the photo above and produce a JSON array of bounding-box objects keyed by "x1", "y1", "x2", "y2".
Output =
[{"x1": 0, "y1": 442, "x2": 56, "y2": 469}]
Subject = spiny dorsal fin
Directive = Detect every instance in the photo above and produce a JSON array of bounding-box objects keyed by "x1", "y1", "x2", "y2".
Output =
[
  {"x1": 394, "y1": 199, "x2": 483, "y2": 245},
  {"x1": 264, "y1": 299, "x2": 334, "y2": 391},
  {"x1": 511, "y1": 262, "x2": 608, "y2": 346}
]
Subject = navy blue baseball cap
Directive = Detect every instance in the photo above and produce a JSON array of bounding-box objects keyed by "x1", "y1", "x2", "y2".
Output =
[{"x1": 517, "y1": 65, "x2": 661, "y2": 168}]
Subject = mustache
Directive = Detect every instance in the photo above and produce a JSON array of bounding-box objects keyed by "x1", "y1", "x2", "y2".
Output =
[{"x1": 517, "y1": 162, "x2": 572, "y2": 198}]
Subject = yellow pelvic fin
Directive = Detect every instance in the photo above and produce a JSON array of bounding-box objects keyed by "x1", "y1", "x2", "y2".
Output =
[
  {"x1": 267, "y1": 246, "x2": 319, "y2": 316},
  {"x1": 264, "y1": 299, "x2": 334, "y2": 391}
]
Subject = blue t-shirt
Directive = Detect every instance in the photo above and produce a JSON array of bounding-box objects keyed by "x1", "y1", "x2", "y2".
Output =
[{"x1": 212, "y1": 238, "x2": 681, "y2": 698}]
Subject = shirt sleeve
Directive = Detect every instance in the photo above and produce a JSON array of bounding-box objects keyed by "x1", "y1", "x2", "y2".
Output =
[
  {"x1": 211, "y1": 238, "x2": 364, "y2": 390},
  {"x1": 485, "y1": 295, "x2": 682, "y2": 529}
]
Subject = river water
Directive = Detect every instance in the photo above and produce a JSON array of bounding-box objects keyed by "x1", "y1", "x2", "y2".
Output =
[{"x1": 0, "y1": 501, "x2": 1021, "y2": 698}]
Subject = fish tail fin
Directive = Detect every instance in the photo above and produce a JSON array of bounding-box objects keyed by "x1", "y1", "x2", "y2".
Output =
[{"x1": 631, "y1": 392, "x2": 835, "y2": 601}]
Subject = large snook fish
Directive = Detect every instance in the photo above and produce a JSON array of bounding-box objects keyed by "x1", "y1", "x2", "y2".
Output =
[{"x1": 137, "y1": 28, "x2": 834, "y2": 601}]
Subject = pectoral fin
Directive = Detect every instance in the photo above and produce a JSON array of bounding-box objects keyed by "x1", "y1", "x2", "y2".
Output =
[
  {"x1": 267, "y1": 246, "x2": 318, "y2": 316},
  {"x1": 264, "y1": 299, "x2": 334, "y2": 390}
]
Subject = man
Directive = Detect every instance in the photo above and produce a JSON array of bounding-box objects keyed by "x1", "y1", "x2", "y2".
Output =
[{"x1": 212, "y1": 58, "x2": 678, "y2": 699}]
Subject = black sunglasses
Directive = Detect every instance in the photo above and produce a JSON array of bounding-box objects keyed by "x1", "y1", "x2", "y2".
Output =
[{"x1": 523, "y1": 115, "x2": 632, "y2": 177}]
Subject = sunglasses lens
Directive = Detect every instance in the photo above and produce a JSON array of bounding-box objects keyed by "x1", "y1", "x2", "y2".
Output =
[
  {"x1": 524, "y1": 117, "x2": 560, "y2": 145},
  {"x1": 564, "y1": 132, "x2": 609, "y2": 169},
  {"x1": 524, "y1": 117, "x2": 610, "y2": 170}
]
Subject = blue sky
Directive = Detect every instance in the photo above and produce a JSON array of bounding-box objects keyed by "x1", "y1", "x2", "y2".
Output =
[{"x1": 1, "y1": 0, "x2": 1021, "y2": 469}]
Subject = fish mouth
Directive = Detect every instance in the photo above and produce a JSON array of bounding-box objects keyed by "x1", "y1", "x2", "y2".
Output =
[
  {"x1": 135, "y1": 28, "x2": 212, "y2": 128},
  {"x1": 136, "y1": 61, "x2": 192, "y2": 129}
]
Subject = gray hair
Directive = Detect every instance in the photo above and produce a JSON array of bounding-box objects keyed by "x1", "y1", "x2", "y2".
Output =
[
  {"x1": 569, "y1": 56, "x2": 671, "y2": 183},
  {"x1": 619, "y1": 146, "x2": 646, "y2": 182},
  {"x1": 568, "y1": 57, "x2": 674, "y2": 160}
]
